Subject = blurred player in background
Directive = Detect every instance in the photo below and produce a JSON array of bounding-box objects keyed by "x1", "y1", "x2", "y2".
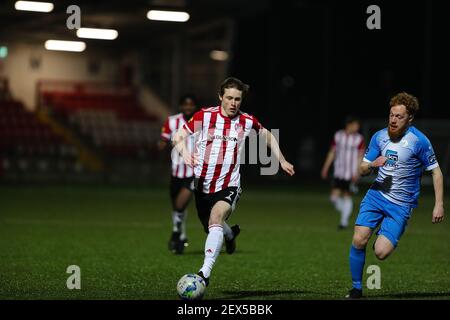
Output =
[
  {"x1": 159, "y1": 94, "x2": 198, "y2": 254},
  {"x1": 172, "y1": 77, "x2": 295, "y2": 286},
  {"x1": 346, "y1": 92, "x2": 445, "y2": 299},
  {"x1": 321, "y1": 116, "x2": 365, "y2": 229}
]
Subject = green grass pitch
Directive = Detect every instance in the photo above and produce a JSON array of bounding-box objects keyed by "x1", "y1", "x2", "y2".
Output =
[{"x1": 0, "y1": 183, "x2": 449, "y2": 300}]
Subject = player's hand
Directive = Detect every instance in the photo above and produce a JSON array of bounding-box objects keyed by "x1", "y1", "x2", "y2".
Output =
[
  {"x1": 281, "y1": 160, "x2": 295, "y2": 176},
  {"x1": 351, "y1": 174, "x2": 360, "y2": 183},
  {"x1": 371, "y1": 156, "x2": 387, "y2": 168},
  {"x1": 432, "y1": 204, "x2": 444, "y2": 224}
]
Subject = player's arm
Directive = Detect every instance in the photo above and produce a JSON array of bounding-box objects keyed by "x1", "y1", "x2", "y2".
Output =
[
  {"x1": 172, "y1": 128, "x2": 196, "y2": 166},
  {"x1": 359, "y1": 156, "x2": 386, "y2": 176},
  {"x1": 159, "y1": 118, "x2": 171, "y2": 151},
  {"x1": 359, "y1": 133, "x2": 385, "y2": 176},
  {"x1": 321, "y1": 148, "x2": 335, "y2": 180},
  {"x1": 352, "y1": 148, "x2": 365, "y2": 181},
  {"x1": 431, "y1": 166, "x2": 445, "y2": 224},
  {"x1": 260, "y1": 128, "x2": 295, "y2": 176}
]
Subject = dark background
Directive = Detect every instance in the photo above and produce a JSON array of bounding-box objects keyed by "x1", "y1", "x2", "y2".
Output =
[{"x1": 1, "y1": 0, "x2": 449, "y2": 183}]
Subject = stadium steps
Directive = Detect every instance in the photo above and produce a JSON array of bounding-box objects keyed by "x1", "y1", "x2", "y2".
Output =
[{"x1": 36, "y1": 108, "x2": 105, "y2": 172}]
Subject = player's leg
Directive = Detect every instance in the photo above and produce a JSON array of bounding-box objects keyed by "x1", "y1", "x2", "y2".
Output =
[
  {"x1": 330, "y1": 187, "x2": 342, "y2": 212},
  {"x1": 373, "y1": 235, "x2": 395, "y2": 260},
  {"x1": 223, "y1": 187, "x2": 242, "y2": 254},
  {"x1": 174, "y1": 180, "x2": 194, "y2": 235},
  {"x1": 349, "y1": 226, "x2": 373, "y2": 292},
  {"x1": 346, "y1": 189, "x2": 384, "y2": 298},
  {"x1": 373, "y1": 203, "x2": 411, "y2": 260},
  {"x1": 198, "y1": 200, "x2": 231, "y2": 281},
  {"x1": 340, "y1": 190, "x2": 353, "y2": 229},
  {"x1": 172, "y1": 186, "x2": 193, "y2": 252},
  {"x1": 168, "y1": 177, "x2": 183, "y2": 252}
]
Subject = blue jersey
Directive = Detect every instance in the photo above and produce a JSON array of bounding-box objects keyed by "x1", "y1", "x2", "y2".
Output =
[{"x1": 364, "y1": 126, "x2": 439, "y2": 208}]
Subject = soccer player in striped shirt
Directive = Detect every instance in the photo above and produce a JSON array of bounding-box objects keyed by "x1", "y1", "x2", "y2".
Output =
[
  {"x1": 159, "y1": 94, "x2": 198, "y2": 254},
  {"x1": 321, "y1": 116, "x2": 365, "y2": 229},
  {"x1": 172, "y1": 77, "x2": 295, "y2": 286},
  {"x1": 346, "y1": 92, "x2": 445, "y2": 299}
]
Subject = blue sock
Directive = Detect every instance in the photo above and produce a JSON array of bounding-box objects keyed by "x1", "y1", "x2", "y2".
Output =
[{"x1": 349, "y1": 245, "x2": 366, "y2": 290}]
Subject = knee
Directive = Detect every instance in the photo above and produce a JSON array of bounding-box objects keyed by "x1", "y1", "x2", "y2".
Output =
[
  {"x1": 374, "y1": 250, "x2": 388, "y2": 261},
  {"x1": 352, "y1": 234, "x2": 369, "y2": 249},
  {"x1": 374, "y1": 246, "x2": 391, "y2": 261}
]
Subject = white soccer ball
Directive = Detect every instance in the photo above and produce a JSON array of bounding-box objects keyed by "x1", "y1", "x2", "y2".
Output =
[{"x1": 177, "y1": 273, "x2": 207, "y2": 300}]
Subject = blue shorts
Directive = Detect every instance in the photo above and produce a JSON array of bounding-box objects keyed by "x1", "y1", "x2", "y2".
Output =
[{"x1": 355, "y1": 189, "x2": 413, "y2": 247}]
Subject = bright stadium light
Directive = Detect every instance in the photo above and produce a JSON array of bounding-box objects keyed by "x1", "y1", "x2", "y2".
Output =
[
  {"x1": 210, "y1": 50, "x2": 229, "y2": 61},
  {"x1": 146, "y1": 10, "x2": 190, "y2": 22},
  {"x1": 15, "y1": 1, "x2": 54, "y2": 12},
  {"x1": 44, "y1": 40, "x2": 86, "y2": 52},
  {"x1": 76, "y1": 28, "x2": 118, "y2": 40}
]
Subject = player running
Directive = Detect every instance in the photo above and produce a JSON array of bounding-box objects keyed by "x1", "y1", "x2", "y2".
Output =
[
  {"x1": 346, "y1": 92, "x2": 445, "y2": 299},
  {"x1": 172, "y1": 77, "x2": 295, "y2": 286},
  {"x1": 321, "y1": 116, "x2": 365, "y2": 229},
  {"x1": 159, "y1": 94, "x2": 198, "y2": 254}
]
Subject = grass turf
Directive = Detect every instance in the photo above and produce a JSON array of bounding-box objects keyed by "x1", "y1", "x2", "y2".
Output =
[{"x1": 0, "y1": 184, "x2": 449, "y2": 300}]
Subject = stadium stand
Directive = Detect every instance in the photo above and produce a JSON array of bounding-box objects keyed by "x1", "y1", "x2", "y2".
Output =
[
  {"x1": 0, "y1": 95, "x2": 80, "y2": 179},
  {"x1": 39, "y1": 80, "x2": 161, "y2": 161}
]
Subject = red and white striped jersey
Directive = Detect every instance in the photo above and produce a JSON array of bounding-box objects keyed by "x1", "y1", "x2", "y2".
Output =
[
  {"x1": 161, "y1": 113, "x2": 195, "y2": 178},
  {"x1": 183, "y1": 106, "x2": 263, "y2": 194},
  {"x1": 331, "y1": 129, "x2": 365, "y2": 180}
]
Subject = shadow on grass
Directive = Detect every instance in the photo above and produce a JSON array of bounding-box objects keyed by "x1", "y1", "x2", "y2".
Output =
[
  {"x1": 369, "y1": 291, "x2": 450, "y2": 299},
  {"x1": 214, "y1": 290, "x2": 312, "y2": 300}
]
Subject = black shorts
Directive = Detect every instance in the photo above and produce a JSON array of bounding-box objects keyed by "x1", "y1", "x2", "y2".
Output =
[
  {"x1": 194, "y1": 187, "x2": 242, "y2": 232},
  {"x1": 170, "y1": 176, "x2": 194, "y2": 203},
  {"x1": 331, "y1": 178, "x2": 351, "y2": 192}
]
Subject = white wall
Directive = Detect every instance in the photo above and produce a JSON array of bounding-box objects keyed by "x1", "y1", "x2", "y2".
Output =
[{"x1": 0, "y1": 42, "x2": 120, "y2": 111}]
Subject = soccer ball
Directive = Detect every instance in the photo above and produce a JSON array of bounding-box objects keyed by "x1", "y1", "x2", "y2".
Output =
[{"x1": 177, "y1": 274, "x2": 207, "y2": 300}]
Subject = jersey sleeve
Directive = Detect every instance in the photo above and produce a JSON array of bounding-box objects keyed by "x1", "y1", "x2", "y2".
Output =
[
  {"x1": 363, "y1": 132, "x2": 381, "y2": 162},
  {"x1": 251, "y1": 116, "x2": 263, "y2": 134},
  {"x1": 183, "y1": 109, "x2": 204, "y2": 134},
  {"x1": 417, "y1": 136, "x2": 439, "y2": 171},
  {"x1": 160, "y1": 118, "x2": 171, "y2": 141}
]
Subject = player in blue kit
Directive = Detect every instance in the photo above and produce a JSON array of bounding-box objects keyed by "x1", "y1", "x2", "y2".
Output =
[{"x1": 346, "y1": 92, "x2": 445, "y2": 299}]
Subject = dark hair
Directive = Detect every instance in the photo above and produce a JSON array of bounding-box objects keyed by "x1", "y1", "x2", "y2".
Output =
[
  {"x1": 344, "y1": 115, "x2": 360, "y2": 125},
  {"x1": 179, "y1": 94, "x2": 197, "y2": 106},
  {"x1": 219, "y1": 77, "x2": 249, "y2": 97},
  {"x1": 389, "y1": 92, "x2": 419, "y2": 117}
]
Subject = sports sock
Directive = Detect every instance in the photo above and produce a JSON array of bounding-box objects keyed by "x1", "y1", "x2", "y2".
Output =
[
  {"x1": 172, "y1": 211, "x2": 184, "y2": 233},
  {"x1": 340, "y1": 198, "x2": 353, "y2": 227},
  {"x1": 199, "y1": 225, "x2": 223, "y2": 278},
  {"x1": 349, "y1": 245, "x2": 366, "y2": 290},
  {"x1": 331, "y1": 195, "x2": 344, "y2": 212}
]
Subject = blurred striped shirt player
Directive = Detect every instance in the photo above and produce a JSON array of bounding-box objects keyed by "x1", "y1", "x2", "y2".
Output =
[
  {"x1": 331, "y1": 129, "x2": 365, "y2": 181},
  {"x1": 183, "y1": 106, "x2": 262, "y2": 194},
  {"x1": 161, "y1": 113, "x2": 195, "y2": 179},
  {"x1": 321, "y1": 116, "x2": 365, "y2": 229}
]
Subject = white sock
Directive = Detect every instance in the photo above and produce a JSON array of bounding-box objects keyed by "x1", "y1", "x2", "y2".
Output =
[
  {"x1": 172, "y1": 211, "x2": 185, "y2": 233},
  {"x1": 331, "y1": 195, "x2": 344, "y2": 212},
  {"x1": 199, "y1": 225, "x2": 223, "y2": 278},
  {"x1": 340, "y1": 198, "x2": 353, "y2": 227},
  {"x1": 222, "y1": 222, "x2": 233, "y2": 241}
]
